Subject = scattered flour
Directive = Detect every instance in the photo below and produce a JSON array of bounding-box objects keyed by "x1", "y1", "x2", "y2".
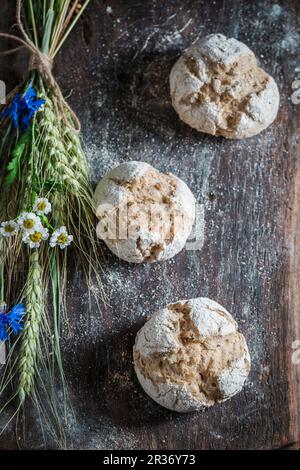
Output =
[{"x1": 2, "y1": 0, "x2": 297, "y2": 450}]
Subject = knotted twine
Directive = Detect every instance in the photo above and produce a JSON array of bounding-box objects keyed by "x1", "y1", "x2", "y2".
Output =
[{"x1": 0, "y1": 0, "x2": 81, "y2": 133}]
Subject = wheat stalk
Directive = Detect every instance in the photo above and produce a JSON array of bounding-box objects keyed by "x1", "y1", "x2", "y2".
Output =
[
  {"x1": 18, "y1": 250, "x2": 43, "y2": 403},
  {"x1": 35, "y1": 94, "x2": 82, "y2": 195},
  {"x1": 0, "y1": 2, "x2": 102, "y2": 446},
  {"x1": 0, "y1": 237, "x2": 6, "y2": 303},
  {"x1": 34, "y1": 88, "x2": 105, "y2": 296}
]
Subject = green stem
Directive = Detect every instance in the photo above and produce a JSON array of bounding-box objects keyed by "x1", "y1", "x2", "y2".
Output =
[
  {"x1": 43, "y1": 0, "x2": 47, "y2": 26},
  {"x1": 49, "y1": 249, "x2": 67, "y2": 412},
  {"x1": 53, "y1": 0, "x2": 91, "y2": 57},
  {"x1": 29, "y1": 0, "x2": 39, "y2": 47},
  {"x1": 41, "y1": 0, "x2": 55, "y2": 54},
  {"x1": 49, "y1": 0, "x2": 71, "y2": 57},
  {"x1": 0, "y1": 238, "x2": 5, "y2": 305}
]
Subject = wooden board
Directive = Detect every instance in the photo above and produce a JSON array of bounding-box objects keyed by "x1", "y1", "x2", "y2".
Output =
[{"x1": 0, "y1": 0, "x2": 300, "y2": 450}]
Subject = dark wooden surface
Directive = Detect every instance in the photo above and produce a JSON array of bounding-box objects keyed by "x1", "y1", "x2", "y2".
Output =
[{"x1": 1, "y1": 0, "x2": 300, "y2": 450}]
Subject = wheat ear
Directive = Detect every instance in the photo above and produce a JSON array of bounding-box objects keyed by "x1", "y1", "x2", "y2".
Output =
[
  {"x1": 37, "y1": 90, "x2": 106, "y2": 299},
  {"x1": 18, "y1": 250, "x2": 43, "y2": 403},
  {"x1": 36, "y1": 94, "x2": 82, "y2": 194}
]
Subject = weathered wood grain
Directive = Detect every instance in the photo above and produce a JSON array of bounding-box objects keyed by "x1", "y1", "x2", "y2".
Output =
[{"x1": 0, "y1": 0, "x2": 300, "y2": 449}]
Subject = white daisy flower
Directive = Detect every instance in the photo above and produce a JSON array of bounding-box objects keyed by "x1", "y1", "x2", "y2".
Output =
[
  {"x1": 22, "y1": 226, "x2": 49, "y2": 249},
  {"x1": 18, "y1": 212, "x2": 41, "y2": 233},
  {"x1": 50, "y1": 226, "x2": 73, "y2": 250},
  {"x1": 0, "y1": 220, "x2": 18, "y2": 238},
  {"x1": 33, "y1": 197, "x2": 51, "y2": 216}
]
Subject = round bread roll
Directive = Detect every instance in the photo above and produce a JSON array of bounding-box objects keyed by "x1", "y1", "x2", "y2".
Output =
[
  {"x1": 94, "y1": 161, "x2": 196, "y2": 263},
  {"x1": 133, "y1": 297, "x2": 251, "y2": 412},
  {"x1": 170, "y1": 33, "x2": 279, "y2": 139}
]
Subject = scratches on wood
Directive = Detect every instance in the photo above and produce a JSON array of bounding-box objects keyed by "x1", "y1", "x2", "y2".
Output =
[
  {"x1": 286, "y1": 136, "x2": 300, "y2": 446},
  {"x1": 0, "y1": 0, "x2": 300, "y2": 450}
]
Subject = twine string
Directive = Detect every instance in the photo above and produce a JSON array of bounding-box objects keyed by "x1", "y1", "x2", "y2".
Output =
[{"x1": 0, "y1": 0, "x2": 81, "y2": 133}]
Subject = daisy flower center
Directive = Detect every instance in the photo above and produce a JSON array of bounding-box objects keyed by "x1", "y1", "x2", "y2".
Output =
[
  {"x1": 29, "y1": 232, "x2": 43, "y2": 243},
  {"x1": 23, "y1": 219, "x2": 35, "y2": 229},
  {"x1": 4, "y1": 225, "x2": 15, "y2": 233},
  {"x1": 37, "y1": 201, "x2": 46, "y2": 211},
  {"x1": 57, "y1": 234, "x2": 68, "y2": 244}
]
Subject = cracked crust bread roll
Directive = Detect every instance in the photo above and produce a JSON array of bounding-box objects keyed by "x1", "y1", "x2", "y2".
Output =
[
  {"x1": 170, "y1": 33, "x2": 280, "y2": 139},
  {"x1": 133, "y1": 298, "x2": 251, "y2": 412},
  {"x1": 94, "y1": 161, "x2": 196, "y2": 263}
]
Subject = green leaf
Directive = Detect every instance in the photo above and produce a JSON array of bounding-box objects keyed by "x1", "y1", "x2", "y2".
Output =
[
  {"x1": 41, "y1": 214, "x2": 52, "y2": 229},
  {"x1": 31, "y1": 190, "x2": 38, "y2": 206},
  {"x1": 3, "y1": 130, "x2": 31, "y2": 188}
]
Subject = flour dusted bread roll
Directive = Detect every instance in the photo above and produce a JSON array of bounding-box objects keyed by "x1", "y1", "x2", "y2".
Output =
[
  {"x1": 133, "y1": 298, "x2": 250, "y2": 412},
  {"x1": 170, "y1": 33, "x2": 279, "y2": 139},
  {"x1": 94, "y1": 161, "x2": 195, "y2": 263}
]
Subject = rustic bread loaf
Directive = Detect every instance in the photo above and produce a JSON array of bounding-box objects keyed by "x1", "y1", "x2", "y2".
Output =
[
  {"x1": 170, "y1": 33, "x2": 279, "y2": 139},
  {"x1": 134, "y1": 297, "x2": 251, "y2": 412},
  {"x1": 94, "y1": 161, "x2": 196, "y2": 263}
]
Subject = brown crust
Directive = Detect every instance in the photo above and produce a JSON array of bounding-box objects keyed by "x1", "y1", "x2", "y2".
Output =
[{"x1": 134, "y1": 303, "x2": 250, "y2": 405}]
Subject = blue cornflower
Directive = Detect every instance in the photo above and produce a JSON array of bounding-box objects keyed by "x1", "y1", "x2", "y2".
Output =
[
  {"x1": 0, "y1": 304, "x2": 26, "y2": 341},
  {"x1": 1, "y1": 85, "x2": 45, "y2": 131}
]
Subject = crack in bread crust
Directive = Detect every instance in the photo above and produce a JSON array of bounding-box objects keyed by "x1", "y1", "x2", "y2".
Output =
[
  {"x1": 95, "y1": 163, "x2": 195, "y2": 263},
  {"x1": 134, "y1": 299, "x2": 250, "y2": 408},
  {"x1": 170, "y1": 34, "x2": 279, "y2": 139},
  {"x1": 182, "y1": 53, "x2": 270, "y2": 135}
]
